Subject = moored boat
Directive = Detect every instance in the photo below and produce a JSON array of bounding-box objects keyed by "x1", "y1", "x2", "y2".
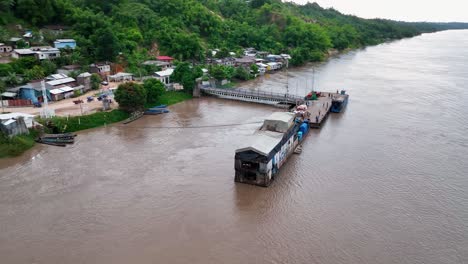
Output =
[
  {"x1": 234, "y1": 112, "x2": 310, "y2": 187},
  {"x1": 38, "y1": 137, "x2": 75, "y2": 144},
  {"x1": 41, "y1": 133, "x2": 77, "y2": 139},
  {"x1": 123, "y1": 111, "x2": 144, "y2": 124},
  {"x1": 330, "y1": 90, "x2": 349, "y2": 113},
  {"x1": 151, "y1": 104, "x2": 167, "y2": 108},
  {"x1": 144, "y1": 108, "x2": 170, "y2": 115}
]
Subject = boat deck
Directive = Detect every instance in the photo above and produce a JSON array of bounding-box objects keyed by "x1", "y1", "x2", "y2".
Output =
[{"x1": 304, "y1": 92, "x2": 348, "y2": 128}]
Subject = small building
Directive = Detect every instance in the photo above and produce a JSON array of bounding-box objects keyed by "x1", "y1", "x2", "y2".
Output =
[
  {"x1": 266, "y1": 54, "x2": 284, "y2": 63},
  {"x1": 235, "y1": 56, "x2": 256, "y2": 68},
  {"x1": 8, "y1": 37, "x2": 24, "y2": 48},
  {"x1": 34, "y1": 47, "x2": 60, "y2": 60},
  {"x1": 49, "y1": 86, "x2": 74, "y2": 101},
  {"x1": 0, "y1": 113, "x2": 35, "y2": 129},
  {"x1": 108, "y1": 72, "x2": 133, "y2": 82},
  {"x1": 257, "y1": 51, "x2": 270, "y2": 58},
  {"x1": 46, "y1": 73, "x2": 69, "y2": 81},
  {"x1": 154, "y1": 68, "x2": 174, "y2": 86},
  {"x1": 280, "y1": 54, "x2": 291, "y2": 60},
  {"x1": 11, "y1": 47, "x2": 60, "y2": 60},
  {"x1": 23, "y1": 30, "x2": 33, "y2": 39},
  {"x1": 266, "y1": 62, "x2": 280, "y2": 71},
  {"x1": 46, "y1": 76, "x2": 76, "y2": 89},
  {"x1": 53, "y1": 39, "x2": 76, "y2": 49},
  {"x1": 57, "y1": 64, "x2": 81, "y2": 75},
  {"x1": 156, "y1": 56, "x2": 174, "y2": 63},
  {"x1": 0, "y1": 114, "x2": 31, "y2": 136},
  {"x1": 11, "y1": 49, "x2": 36, "y2": 59},
  {"x1": 256, "y1": 63, "x2": 268, "y2": 74},
  {"x1": 142, "y1": 60, "x2": 172, "y2": 70},
  {"x1": 77, "y1": 72, "x2": 92, "y2": 91},
  {"x1": 7, "y1": 82, "x2": 51, "y2": 103},
  {"x1": 0, "y1": 43, "x2": 13, "y2": 53},
  {"x1": 90, "y1": 62, "x2": 111, "y2": 77}
]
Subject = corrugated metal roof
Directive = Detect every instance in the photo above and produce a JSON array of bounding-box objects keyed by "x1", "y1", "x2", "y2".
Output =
[
  {"x1": 77, "y1": 72, "x2": 92, "y2": 78},
  {"x1": 0, "y1": 113, "x2": 35, "y2": 120},
  {"x1": 262, "y1": 112, "x2": 295, "y2": 133},
  {"x1": 235, "y1": 130, "x2": 283, "y2": 157},
  {"x1": 155, "y1": 68, "x2": 174, "y2": 77},
  {"x1": 49, "y1": 88, "x2": 64, "y2": 94},
  {"x1": 1, "y1": 92, "x2": 16, "y2": 97},
  {"x1": 46, "y1": 77, "x2": 75, "y2": 86},
  {"x1": 14, "y1": 49, "x2": 35, "y2": 55},
  {"x1": 54, "y1": 39, "x2": 75, "y2": 43},
  {"x1": 60, "y1": 86, "x2": 74, "y2": 92}
]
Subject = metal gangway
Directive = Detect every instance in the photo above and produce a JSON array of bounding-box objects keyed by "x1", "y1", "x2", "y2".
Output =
[{"x1": 200, "y1": 87, "x2": 305, "y2": 106}]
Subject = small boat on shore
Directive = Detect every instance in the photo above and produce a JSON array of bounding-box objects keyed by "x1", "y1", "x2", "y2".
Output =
[
  {"x1": 38, "y1": 137, "x2": 75, "y2": 144},
  {"x1": 123, "y1": 111, "x2": 144, "y2": 124},
  {"x1": 151, "y1": 104, "x2": 167, "y2": 108},
  {"x1": 144, "y1": 108, "x2": 170, "y2": 115},
  {"x1": 41, "y1": 133, "x2": 77, "y2": 139},
  {"x1": 36, "y1": 133, "x2": 76, "y2": 147},
  {"x1": 35, "y1": 139, "x2": 67, "y2": 147}
]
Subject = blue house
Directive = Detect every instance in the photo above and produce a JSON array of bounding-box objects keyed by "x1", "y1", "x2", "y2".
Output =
[
  {"x1": 54, "y1": 39, "x2": 76, "y2": 49},
  {"x1": 8, "y1": 82, "x2": 51, "y2": 103}
]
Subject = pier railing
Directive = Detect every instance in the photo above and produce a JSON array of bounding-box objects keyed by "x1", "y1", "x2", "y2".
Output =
[{"x1": 201, "y1": 87, "x2": 304, "y2": 105}]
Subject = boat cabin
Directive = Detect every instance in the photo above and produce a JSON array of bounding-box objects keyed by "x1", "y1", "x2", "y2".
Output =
[{"x1": 235, "y1": 112, "x2": 298, "y2": 187}]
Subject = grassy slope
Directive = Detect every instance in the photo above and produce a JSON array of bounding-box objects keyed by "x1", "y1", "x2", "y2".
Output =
[{"x1": 0, "y1": 130, "x2": 38, "y2": 158}]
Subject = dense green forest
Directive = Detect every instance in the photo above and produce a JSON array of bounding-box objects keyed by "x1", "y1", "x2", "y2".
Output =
[{"x1": 1, "y1": 0, "x2": 467, "y2": 71}]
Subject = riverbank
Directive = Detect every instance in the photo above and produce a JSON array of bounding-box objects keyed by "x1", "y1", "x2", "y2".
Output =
[
  {"x1": 0, "y1": 130, "x2": 38, "y2": 158},
  {"x1": 0, "y1": 91, "x2": 192, "y2": 158}
]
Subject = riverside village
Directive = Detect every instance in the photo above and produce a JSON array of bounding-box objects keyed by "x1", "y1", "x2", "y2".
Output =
[{"x1": 1, "y1": 28, "x2": 347, "y2": 187}]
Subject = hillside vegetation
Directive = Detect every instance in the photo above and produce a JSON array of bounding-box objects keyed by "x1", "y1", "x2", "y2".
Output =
[{"x1": 1, "y1": 0, "x2": 467, "y2": 69}]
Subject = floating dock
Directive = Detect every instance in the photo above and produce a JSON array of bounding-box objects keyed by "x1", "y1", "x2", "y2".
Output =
[{"x1": 233, "y1": 90, "x2": 349, "y2": 187}]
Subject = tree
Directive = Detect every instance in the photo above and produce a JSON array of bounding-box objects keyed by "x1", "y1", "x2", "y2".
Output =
[
  {"x1": 250, "y1": 64, "x2": 259, "y2": 75},
  {"x1": 5, "y1": 72, "x2": 19, "y2": 86},
  {"x1": 90, "y1": 73, "x2": 102, "y2": 90},
  {"x1": 215, "y1": 47, "x2": 230, "y2": 59},
  {"x1": 11, "y1": 57, "x2": 38, "y2": 74},
  {"x1": 24, "y1": 65, "x2": 45, "y2": 81},
  {"x1": 16, "y1": 39, "x2": 28, "y2": 49},
  {"x1": 0, "y1": 64, "x2": 13, "y2": 77},
  {"x1": 94, "y1": 27, "x2": 120, "y2": 61},
  {"x1": 41, "y1": 60, "x2": 57, "y2": 76},
  {"x1": 172, "y1": 62, "x2": 198, "y2": 92},
  {"x1": 114, "y1": 82, "x2": 147, "y2": 112},
  {"x1": 234, "y1": 66, "x2": 249, "y2": 80},
  {"x1": 143, "y1": 78, "x2": 166, "y2": 104}
]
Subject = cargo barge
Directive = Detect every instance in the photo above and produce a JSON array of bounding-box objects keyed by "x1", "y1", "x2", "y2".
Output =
[
  {"x1": 234, "y1": 112, "x2": 310, "y2": 187},
  {"x1": 331, "y1": 90, "x2": 349, "y2": 113}
]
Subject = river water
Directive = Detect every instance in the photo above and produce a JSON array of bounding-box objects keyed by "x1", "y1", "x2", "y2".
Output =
[{"x1": 1, "y1": 30, "x2": 468, "y2": 264}]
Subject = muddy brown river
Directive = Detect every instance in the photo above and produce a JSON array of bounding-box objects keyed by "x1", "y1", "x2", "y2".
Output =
[{"x1": 1, "y1": 30, "x2": 468, "y2": 264}]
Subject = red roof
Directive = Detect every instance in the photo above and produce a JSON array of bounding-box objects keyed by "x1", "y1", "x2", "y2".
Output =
[{"x1": 156, "y1": 56, "x2": 174, "y2": 61}]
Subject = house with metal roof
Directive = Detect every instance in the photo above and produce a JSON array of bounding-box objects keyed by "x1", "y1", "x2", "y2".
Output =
[
  {"x1": 7, "y1": 81, "x2": 51, "y2": 104},
  {"x1": 154, "y1": 68, "x2": 174, "y2": 86},
  {"x1": 53, "y1": 39, "x2": 76, "y2": 49},
  {"x1": 11, "y1": 49, "x2": 36, "y2": 59}
]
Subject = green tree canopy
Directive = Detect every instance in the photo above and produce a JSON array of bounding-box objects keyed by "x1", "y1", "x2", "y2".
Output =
[
  {"x1": 143, "y1": 78, "x2": 166, "y2": 104},
  {"x1": 114, "y1": 82, "x2": 147, "y2": 112}
]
